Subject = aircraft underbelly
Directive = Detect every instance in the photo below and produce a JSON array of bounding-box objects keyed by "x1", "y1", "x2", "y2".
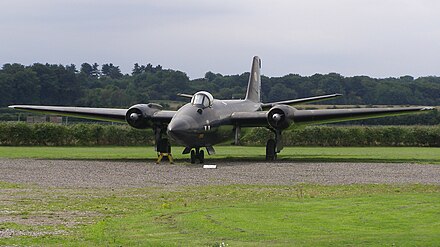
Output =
[{"x1": 167, "y1": 125, "x2": 234, "y2": 148}]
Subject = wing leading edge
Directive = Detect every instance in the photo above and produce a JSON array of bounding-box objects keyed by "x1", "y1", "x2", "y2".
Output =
[
  {"x1": 8, "y1": 105, "x2": 176, "y2": 124},
  {"x1": 292, "y1": 106, "x2": 434, "y2": 125},
  {"x1": 231, "y1": 106, "x2": 434, "y2": 127}
]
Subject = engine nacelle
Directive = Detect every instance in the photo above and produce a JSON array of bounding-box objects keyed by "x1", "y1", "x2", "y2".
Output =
[
  {"x1": 267, "y1": 105, "x2": 296, "y2": 130},
  {"x1": 125, "y1": 103, "x2": 162, "y2": 129}
]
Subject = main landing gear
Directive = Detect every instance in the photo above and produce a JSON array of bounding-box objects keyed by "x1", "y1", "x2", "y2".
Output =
[
  {"x1": 266, "y1": 129, "x2": 283, "y2": 161},
  {"x1": 266, "y1": 139, "x2": 277, "y2": 161},
  {"x1": 154, "y1": 126, "x2": 173, "y2": 164},
  {"x1": 156, "y1": 138, "x2": 173, "y2": 164}
]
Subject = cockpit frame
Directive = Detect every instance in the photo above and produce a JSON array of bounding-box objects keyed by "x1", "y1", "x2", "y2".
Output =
[{"x1": 191, "y1": 91, "x2": 214, "y2": 108}]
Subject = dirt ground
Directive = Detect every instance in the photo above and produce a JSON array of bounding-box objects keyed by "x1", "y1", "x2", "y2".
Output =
[{"x1": 1, "y1": 159, "x2": 439, "y2": 188}]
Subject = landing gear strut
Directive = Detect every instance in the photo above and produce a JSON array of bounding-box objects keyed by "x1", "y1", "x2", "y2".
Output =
[
  {"x1": 266, "y1": 129, "x2": 283, "y2": 161},
  {"x1": 190, "y1": 148, "x2": 204, "y2": 164},
  {"x1": 154, "y1": 126, "x2": 173, "y2": 164},
  {"x1": 266, "y1": 139, "x2": 276, "y2": 161},
  {"x1": 157, "y1": 138, "x2": 171, "y2": 153}
]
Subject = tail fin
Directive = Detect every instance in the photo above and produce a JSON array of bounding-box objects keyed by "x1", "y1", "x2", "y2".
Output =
[{"x1": 245, "y1": 56, "x2": 261, "y2": 103}]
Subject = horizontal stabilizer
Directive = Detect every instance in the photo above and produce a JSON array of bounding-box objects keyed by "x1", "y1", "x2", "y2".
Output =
[
  {"x1": 177, "y1": 93, "x2": 193, "y2": 98},
  {"x1": 262, "y1": 93, "x2": 342, "y2": 109}
]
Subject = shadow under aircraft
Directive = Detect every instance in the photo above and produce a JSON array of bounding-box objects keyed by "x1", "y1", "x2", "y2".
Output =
[{"x1": 10, "y1": 56, "x2": 434, "y2": 163}]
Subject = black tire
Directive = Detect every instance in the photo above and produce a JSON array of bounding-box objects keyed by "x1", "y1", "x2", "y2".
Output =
[
  {"x1": 199, "y1": 150, "x2": 205, "y2": 164},
  {"x1": 266, "y1": 139, "x2": 276, "y2": 161},
  {"x1": 190, "y1": 150, "x2": 196, "y2": 164}
]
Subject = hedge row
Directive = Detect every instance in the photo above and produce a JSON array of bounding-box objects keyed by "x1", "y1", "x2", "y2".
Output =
[
  {"x1": 0, "y1": 122, "x2": 439, "y2": 147},
  {"x1": 0, "y1": 122, "x2": 154, "y2": 146},
  {"x1": 241, "y1": 126, "x2": 440, "y2": 147}
]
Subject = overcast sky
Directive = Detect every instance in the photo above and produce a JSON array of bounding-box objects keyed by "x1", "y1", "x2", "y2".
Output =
[{"x1": 1, "y1": 0, "x2": 439, "y2": 79}]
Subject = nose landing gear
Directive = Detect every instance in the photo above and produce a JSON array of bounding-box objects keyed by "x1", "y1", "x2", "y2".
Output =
[{"x1": 190, "y1": 148, "x2": 204, "y2": 164}]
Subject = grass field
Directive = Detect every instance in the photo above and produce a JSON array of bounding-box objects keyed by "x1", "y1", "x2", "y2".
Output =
[
  {"x1": 1, "y1": 147, "x2": 440, "y2": 246},
  {"x1": 1, "y1": 183, "x2": 439, "y2": 246},
  {"x1": 0, "y1": 146, "x2": 439, "y2": 164}
]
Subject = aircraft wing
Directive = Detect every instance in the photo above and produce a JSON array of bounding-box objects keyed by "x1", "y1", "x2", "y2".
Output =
[
  {"x1": 8, "y1": 105, "x2": 176, "y2": 124},
  {"x1": 261, "y1": 93, "x2": 342, "y2": 109},
  {"x1": 291, "y1": 106, "x2": 434, "y2": 126},
  {"x1": 231, "y1": 106, "x2": 434, "y2": 127}
]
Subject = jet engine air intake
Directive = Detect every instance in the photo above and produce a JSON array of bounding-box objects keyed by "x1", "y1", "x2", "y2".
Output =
[
  {"x1": 267, "y1": 105, "x2": 296, "y2": 130},
  {"x1": 126, "y1": 103, "x2": 162, "y2": 129}
]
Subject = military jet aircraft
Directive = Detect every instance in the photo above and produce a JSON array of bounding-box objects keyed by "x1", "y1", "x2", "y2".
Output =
[{"x1": 9, "y1": 56, "x2": 434, "y2": 163}]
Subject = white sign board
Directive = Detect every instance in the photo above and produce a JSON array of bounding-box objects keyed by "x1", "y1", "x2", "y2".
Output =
[{"x1": 203, "y1": 165, "x2": 217, "y2": 169}]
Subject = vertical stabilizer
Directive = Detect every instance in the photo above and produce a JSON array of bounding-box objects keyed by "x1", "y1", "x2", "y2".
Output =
[{"x1": 245, "y1": 56, "x2": 261, "y2": 103}]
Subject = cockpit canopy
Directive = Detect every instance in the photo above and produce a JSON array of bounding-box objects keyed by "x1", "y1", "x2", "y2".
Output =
[{"x1": 191, "y1": 91, "x2": 214, "y2": 108}]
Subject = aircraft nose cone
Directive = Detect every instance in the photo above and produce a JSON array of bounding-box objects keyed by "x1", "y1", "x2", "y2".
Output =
[
  {"x1": 167, "y1": 117, "x2": 193, "y2": 142},
  {"x1": 167, "y1": 120, "x2": 189, "y2": 133},
  {"x1": 167, "y1": 112, "x2": 201, "y2": 146}
]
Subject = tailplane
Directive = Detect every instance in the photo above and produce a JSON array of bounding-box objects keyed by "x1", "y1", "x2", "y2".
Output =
[{"x1": 245, "y1": 56, "x2": 261, "y2": 103}]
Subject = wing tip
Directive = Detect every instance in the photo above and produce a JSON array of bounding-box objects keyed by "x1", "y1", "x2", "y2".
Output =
[
  {"x1": 421, "y1": 106, "x2": 435, "y2": 111},
  {"x1": 9, "y1": 105, "x2": 29, "y2": 109}
]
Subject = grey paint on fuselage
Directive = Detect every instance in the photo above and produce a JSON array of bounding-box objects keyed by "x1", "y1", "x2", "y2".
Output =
[{"x1": 167, "y1": 99, "x2": 260, "y2": 148}]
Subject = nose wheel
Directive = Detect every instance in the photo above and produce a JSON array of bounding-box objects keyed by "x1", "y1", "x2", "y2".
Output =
[{"x1": 190, "y1": 148, "x2": 204, "y2": 164}]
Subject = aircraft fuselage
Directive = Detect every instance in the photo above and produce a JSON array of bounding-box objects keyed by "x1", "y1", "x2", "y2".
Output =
[{"x1": 167, "y1": 98, "x2": 261, "y2": 148}]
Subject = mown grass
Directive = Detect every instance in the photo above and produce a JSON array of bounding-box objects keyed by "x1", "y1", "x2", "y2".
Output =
[
  {"x1": 1, "y1": 184, "x2": 440, "y2": 246},
  {"x1": 0, "y1": 146, "x2": 439, "y2": 164},
  {"x1": 1, "y1": 147, "x2": 440, "y2": 245}
]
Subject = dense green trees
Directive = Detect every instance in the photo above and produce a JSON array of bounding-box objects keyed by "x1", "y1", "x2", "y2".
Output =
[
  {"x1": 0, "y1": 64, "x2": 40, "y2": 105},
  {"x1": 101, "y1": 63, "x2": 123, "y2": 79},
  {"x1": 1, "y1": 62, "x2": 440, "y2": 108}
]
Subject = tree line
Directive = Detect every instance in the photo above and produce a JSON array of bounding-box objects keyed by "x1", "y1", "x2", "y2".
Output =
[{"x1": 1, "y1": 62, "x2": 439, "y2": 113}]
